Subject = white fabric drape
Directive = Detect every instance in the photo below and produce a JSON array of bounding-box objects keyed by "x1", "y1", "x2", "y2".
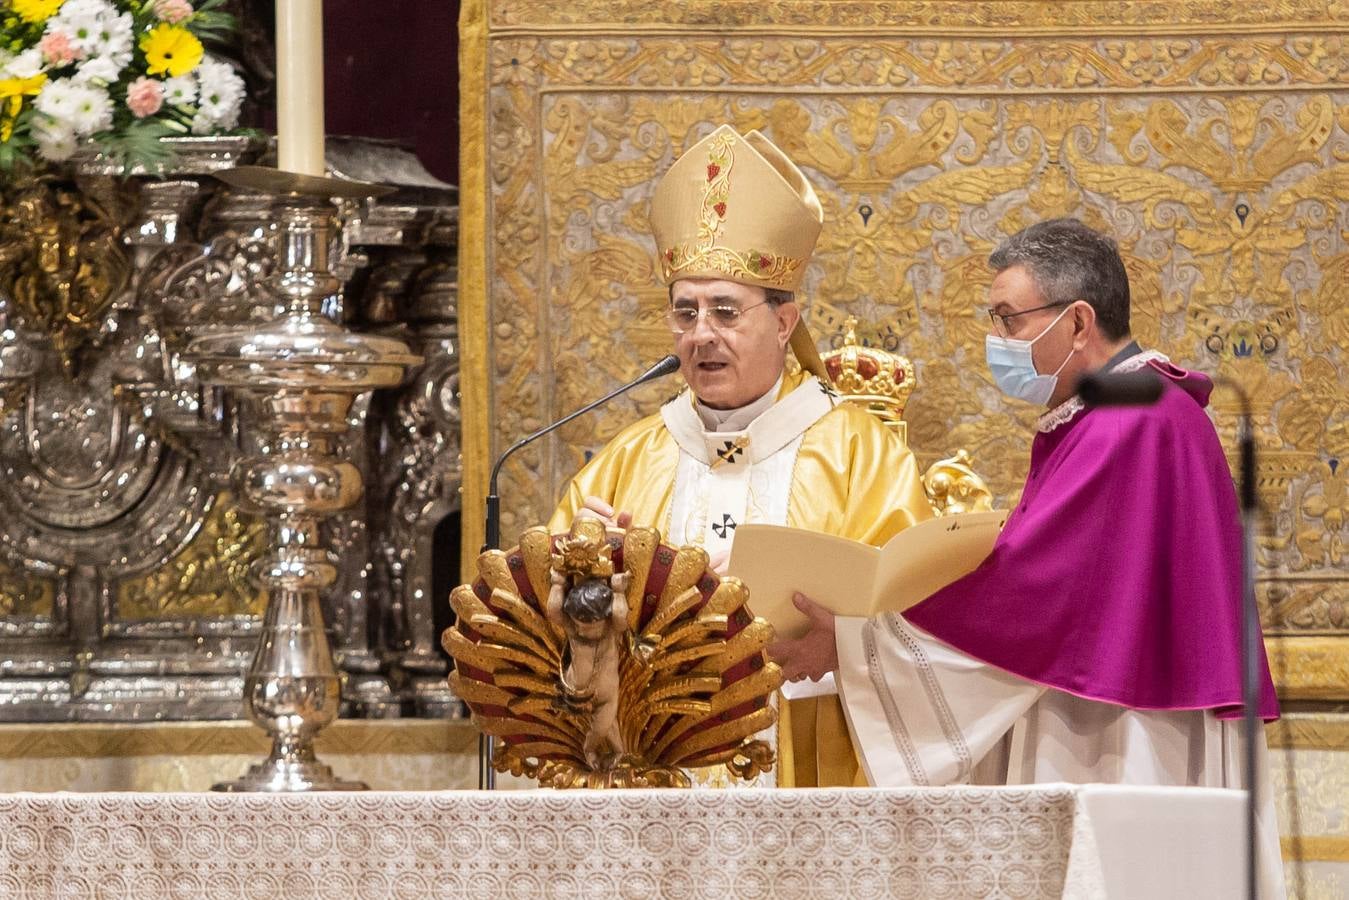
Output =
[
  {"x1": 0, "y1": 786, "x2": 1256, "y2": 899},
  {"x1": 836, "y1": 613, "x2": 1287, "y2": 899}
]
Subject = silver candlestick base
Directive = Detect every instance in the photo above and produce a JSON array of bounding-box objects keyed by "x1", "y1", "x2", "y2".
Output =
[
  {"x1": 187, "y1": 167, "x2": 419, "y2": 792},
  {"x1": 212, "y1": 590, "x2": 365, "y2": 792}
]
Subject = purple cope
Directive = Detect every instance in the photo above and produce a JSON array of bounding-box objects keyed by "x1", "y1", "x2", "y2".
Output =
[{"x1": 904, "y1": 360, "x2": 1280, "y2": 721}]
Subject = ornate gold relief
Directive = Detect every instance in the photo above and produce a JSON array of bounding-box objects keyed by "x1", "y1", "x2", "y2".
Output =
[
  {"x1": 1268, "y1": 637, "x2": 1349, "y2": 702},
  {"x1": 0, "y1": 560, "x2": 55, "y2": 618},
  {"x1": 0, "y1": 174, "x2": 133, "y2": 371},
  {"x1": 114, "y1": 493, "x2": 267, "y2": 620},
  {"x1": 489, "y1": 1, "x2": 1349, "y2": 30},
  {"x1": 461, "y1": 2, "x2": 1349, "y2": 705}
]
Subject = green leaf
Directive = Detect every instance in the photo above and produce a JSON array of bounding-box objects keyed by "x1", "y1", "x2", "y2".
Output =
[
  {"x1": 94, "y1": 119, "x2": 180, "y2": 174},
  {"x1": 190, "y1": 11, "x2": 237, "y2": 47}
]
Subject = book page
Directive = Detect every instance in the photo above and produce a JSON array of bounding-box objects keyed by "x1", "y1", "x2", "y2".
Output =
[
  {"x1": 726, "y1": 526, "x2": 880, "y2": 641},
  {"x1": 726, "y1": 511, "x2": 1008, "y2": 640},
  {"x1": 872, "y1": 510, "x2": 1009, "y2": 612}
]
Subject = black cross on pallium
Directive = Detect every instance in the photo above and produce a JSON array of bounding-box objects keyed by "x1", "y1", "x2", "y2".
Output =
[
  {"x1": 716, "y1": 440, "x2": 745, "y2": 464},
  {"x1": 711, "y1": 514, "x2": 737, "y2": 539},
  {"x1": 818, "y1": 381, "x2": 839, "y2": 399}
]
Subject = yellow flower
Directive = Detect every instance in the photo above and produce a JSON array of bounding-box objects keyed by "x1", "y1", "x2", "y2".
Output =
[
  {"x1": 11, "y1": 0, "x2": 64, "y2": 24},
  {"x1": 140, "y1": 23, "x2": 203, "y2": 78},
  {"x1": 0, "y1": 73, "x2": 47, "y2": 142}
]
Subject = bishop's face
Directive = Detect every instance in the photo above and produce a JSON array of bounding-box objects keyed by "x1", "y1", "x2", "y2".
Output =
[{"x1": 669, "y1": 278, "x2": 799, "y2": 410}]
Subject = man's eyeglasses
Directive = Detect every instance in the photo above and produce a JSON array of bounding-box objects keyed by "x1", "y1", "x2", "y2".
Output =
[
  {"x1": 667, "y1": 300, "x2": 771, "y2": 334},
  {"x1": 986, "y1": 301, "x2": 1071, "y2": 337}
]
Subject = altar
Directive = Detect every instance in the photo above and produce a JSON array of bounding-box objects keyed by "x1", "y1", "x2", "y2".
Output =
[{"x1": 0, "y1": 784, "x2": 1243, "y2": 899}]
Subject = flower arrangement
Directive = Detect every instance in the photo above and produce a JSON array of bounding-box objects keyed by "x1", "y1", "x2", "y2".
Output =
[{"x1": 0, "y1": 0, "x2": 245, "y2": 171}]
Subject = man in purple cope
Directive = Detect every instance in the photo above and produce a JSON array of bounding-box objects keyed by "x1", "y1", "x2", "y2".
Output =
[{"x1": 769, "y1": 217, "x2": 1285, "y2": 898}]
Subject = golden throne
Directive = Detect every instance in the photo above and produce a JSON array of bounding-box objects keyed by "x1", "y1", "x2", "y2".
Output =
[{"x1": 821, "y1": 317, "x2": 993, "y2": 516}]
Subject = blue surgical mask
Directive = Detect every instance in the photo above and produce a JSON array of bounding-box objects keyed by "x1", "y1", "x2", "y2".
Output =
[{"x1": 985, "y1": 305, "x2": 1077, "y2": 405}]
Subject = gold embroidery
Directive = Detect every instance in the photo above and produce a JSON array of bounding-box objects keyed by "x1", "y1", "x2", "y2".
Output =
[
  {"x1": 698, "y1": 130, "x2": 735, "y2": 248},
  {"x1": 659, "y1": 130, "x2": 807, "y2": 287},
  {"x1": 662, "y1": 244, "x2": 806, "y2": 288}
]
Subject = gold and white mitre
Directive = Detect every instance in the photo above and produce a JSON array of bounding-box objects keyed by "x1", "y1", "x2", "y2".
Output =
[{"x1": 650, "y1": 124, "x2": 829, "y2": 380}]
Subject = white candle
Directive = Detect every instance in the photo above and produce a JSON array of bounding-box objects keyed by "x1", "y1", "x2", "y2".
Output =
[{"x1": 276, "y1": 0, "x2": 326, "y2": 177}]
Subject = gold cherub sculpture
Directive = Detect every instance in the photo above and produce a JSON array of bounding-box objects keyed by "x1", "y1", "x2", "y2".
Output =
[{"x1": 443, "y1": 516, "x2": 782, "y2": 788}]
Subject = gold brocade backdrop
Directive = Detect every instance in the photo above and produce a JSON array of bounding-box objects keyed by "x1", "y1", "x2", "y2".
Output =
[{"x1": 458, "y1": 2, "x2": 1349, "y2": 700}]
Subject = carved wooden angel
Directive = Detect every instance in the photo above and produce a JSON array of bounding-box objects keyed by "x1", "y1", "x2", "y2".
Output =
[
  {"x1": 444, "y1": 516, "x2": 782, "y2": 788},
  {"x1": 544, "y1": 523, "x2": 631, "y2": 768}
]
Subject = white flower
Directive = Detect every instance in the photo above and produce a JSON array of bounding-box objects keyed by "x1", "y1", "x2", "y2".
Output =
[
  {"x1": 33, "y1": 78, "x2": 81, "y2": 120},
  {"x1": 33, "y1": 117, "x2": 78, "y2": 163},
  {"x1": 34, "y1": 78, "x2": 112, "y2": 136},
  {"x1": 162, "y1": 74, "x2": 197, "y2": 108},
  {"x1": 192, "y1": 56, "x2": 244, "y2": 133},
  {"x1": 87, "y1": 12, "x2": 133, "y2": 63},
  {"x1": 54, "y1": 0, "x2": 119, "y2": 18},
  {"x1": 4, "y1": 48, "x2": 47, "y2": 80},
  {"x1": 72, "y1": 54, "x2": 123, "y2": 85},
  {"x1": 49, "y1": 8, "x2": 104, "y2": 51},
  {"x1": 50, "y1": 1, "x2": 129, "y2": 62},
  {"x1": 68, "y1": 83, "x2": 113, "y2": 134}
]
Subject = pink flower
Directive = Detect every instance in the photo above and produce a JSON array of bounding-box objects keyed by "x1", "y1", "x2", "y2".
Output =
[
  {"x1": 38, "y1": 32, "x2": 84, "y2": 67},
  {"x1": 153, "y1": 0, "x2": 194, "y2": 24},
  {"x1": 126, "y1": 77, "x2": 165, "y2": 118}
]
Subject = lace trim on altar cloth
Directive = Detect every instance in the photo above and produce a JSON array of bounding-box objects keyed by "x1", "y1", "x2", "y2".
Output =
[{"x1": 1036, "y1": 349, "x2": 1171, "y2": 434}]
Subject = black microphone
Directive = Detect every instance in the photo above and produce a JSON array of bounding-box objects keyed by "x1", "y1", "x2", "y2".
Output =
[
  {"x1": 1076, "y1": 369, "x2": 1165, "y2": 407},
  {"x1": 483, "y1": 352, "x2": 679, "y2": 552}
]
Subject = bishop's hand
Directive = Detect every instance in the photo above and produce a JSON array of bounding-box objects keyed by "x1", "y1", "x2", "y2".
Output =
[
  {"x1": 578, "y1": 496, "x2": 633, "y2": 530},
  {"x1": 766, "y1": 592, "x2": 838, "y2": 683}
]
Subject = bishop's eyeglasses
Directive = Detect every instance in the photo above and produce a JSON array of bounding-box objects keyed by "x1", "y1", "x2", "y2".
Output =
[{"x1": 667, "y1": 300, "x2": 771, "y2": 334}]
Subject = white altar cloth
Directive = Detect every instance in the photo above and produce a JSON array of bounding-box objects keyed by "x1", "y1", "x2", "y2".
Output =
[{"x1": 0, "y1": 784, "x2": 1244, "y2": 899}]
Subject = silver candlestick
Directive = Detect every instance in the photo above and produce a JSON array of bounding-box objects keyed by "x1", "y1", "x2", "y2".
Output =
[{"x1": 187, "y1": 167, "x2": 420, "y2": 792}]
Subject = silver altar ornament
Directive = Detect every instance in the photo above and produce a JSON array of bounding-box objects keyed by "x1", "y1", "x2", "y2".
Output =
[
  {"x1": 0, "y1": 297, "x2": 37, "y2": 416},
  {"x1": 187, "y1": 167, "x2": 420, "y2": 792}
]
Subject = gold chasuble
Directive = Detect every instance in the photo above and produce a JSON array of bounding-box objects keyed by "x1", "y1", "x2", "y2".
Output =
[
  {"x1": 548, "y1": 123, "x2": 931, "y2": 785},
  {"x1": 550, "y1": 368, "x2": 932, "y2": 785}
]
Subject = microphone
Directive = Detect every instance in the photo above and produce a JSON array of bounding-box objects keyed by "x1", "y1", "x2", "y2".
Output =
[
  {"x1": 482, "y1": 353, "x2": 680, "y2": 552},
  {"x1": 475, "y1": 353, "x2": 679, "y2": 791},
  {"x1": 1076, "y1": 369, "x2": 1165, "y2": 407}
]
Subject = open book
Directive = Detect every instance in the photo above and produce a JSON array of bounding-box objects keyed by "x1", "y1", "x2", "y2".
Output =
[{"x1": 726, "y1": 510, "x2": 1008, "y2": 641}]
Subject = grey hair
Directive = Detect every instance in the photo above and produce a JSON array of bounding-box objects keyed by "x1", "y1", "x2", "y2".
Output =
[{"x1": 988, "y1": 217, "x2": 1131, "y2": 341}]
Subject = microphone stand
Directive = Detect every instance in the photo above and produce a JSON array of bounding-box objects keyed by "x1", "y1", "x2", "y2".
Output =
[
  {"x1": 1216, "y1": 376, "x2": 1261, "y2": 900},
  {"x1": 1079, "y1": 369, "x2": 1263, "y2": 898},
  {"x1": 475, "y1": 354, "x2": 681, "y2": 789}
]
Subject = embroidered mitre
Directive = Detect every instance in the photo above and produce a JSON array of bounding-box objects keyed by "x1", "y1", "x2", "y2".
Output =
[{"x1": 649, "y1": 125, "x2": 830, "y2": 380}]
